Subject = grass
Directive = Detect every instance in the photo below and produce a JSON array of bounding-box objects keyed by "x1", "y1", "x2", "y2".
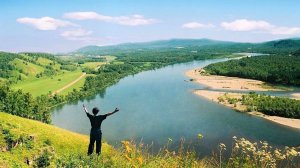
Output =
[
  {"x1": 7, "y1": 56, "x2": 85, "y2": 97},
  {"x1": 36, "y1": 57, "x2": 53, "y2": 65},
  {"x1": 260, "y1": 83, "x2": 293, "y2": 91},
  {"x1": 59, "y1": 74, "x2": 96, "y2": 95},
  {"x1": 12, "y1": 70, "x2": 84, "y2": 97},
  {"x1": 0, "y1": 112, "x2": 299, "y2": 167},
  {"x1": 0, "y1": 112, "x2": 112, "y2": 167},
  {"x1": 0, "y1": 78, "x2": 7, "y2": 83},
  {"x1": 9, "y1": 58, "x2": 44, "y2": 77},
  {"x1": 101, "y1": 55, "x2": 117, "y2": 62},
  {"x1": 36, "y1": 57, "x2": 61, "y2": 70},
  {"x1": 80, "y1": 62, "x2": 106, "y2": 70},
  {"x1": 0, "y1": 112, "x2": 208, "y2": 167}
]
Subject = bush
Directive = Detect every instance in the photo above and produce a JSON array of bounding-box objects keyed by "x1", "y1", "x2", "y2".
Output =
[{"x1": 35, "y1": 149, "x2": 54, "y2": 168}]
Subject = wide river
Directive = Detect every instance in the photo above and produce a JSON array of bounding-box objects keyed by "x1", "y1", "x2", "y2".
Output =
[{"x1": 52, "y1": 58, "x2": 300, "y2": 156}]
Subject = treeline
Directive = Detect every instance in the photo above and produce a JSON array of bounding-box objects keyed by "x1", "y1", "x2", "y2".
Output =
[
  {"x1": 117, "y1": 49, "x2": 234, "y2": 64},
  {"x1": 0, "y1": 84, "x2": 53, "y2": 123},
  {"x1": 0, "y1": 52, "x2": 21, "y2": 78},
  {"x1": 65, "y1": 62, "x2": 164, "y2": 102},
  {"x1": 21, "y1": 52, "x2": 56, "y2": 60},
  {"x1": 204, "y1": 55, "x2": 300, "y2": 85},
  {"x1": 293, "y1": 49, "x2": 300, "y2": 56},
  {"x1": 241, "y1": 93, "x2": 300, "y2": 119}
]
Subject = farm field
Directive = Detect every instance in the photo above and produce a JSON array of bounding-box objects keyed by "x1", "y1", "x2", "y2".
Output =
[
  {"x1": 12, "y1": 70, "x2": 85, "y2": 97},
  {"x1": 80, "y1": 62, "x2": 106, "y2": 70}
]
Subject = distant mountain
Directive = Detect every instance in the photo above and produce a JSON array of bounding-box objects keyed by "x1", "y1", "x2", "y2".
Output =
[
  {"x1": 74, "y1": 38, "x2": 300, "y2": 56},
  {"x1": 262, "y1": 39, "x2": 300, "y2": 48},
  {"x1": 117, "y1": 38, "x2": 235, "y2": 48},
  {"x1": 74, "y1": 39, "x2": 236, "y2": 55}
]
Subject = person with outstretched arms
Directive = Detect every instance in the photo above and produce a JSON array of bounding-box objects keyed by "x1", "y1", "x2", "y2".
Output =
[{"x1": 83, "y1": 104, "x2": 120, "y2": 155}]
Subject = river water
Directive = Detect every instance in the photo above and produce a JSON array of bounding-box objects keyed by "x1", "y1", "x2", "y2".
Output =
[{"x1": 52, "y1": 58, "x2": 300, "y2": 156}]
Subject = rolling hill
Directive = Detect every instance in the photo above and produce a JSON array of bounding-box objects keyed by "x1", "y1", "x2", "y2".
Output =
[
  {"x1": 0, "y1": 112, "x2": 113, "y2": 167},
  {"x1": 74, "y1": 39, "x2": 236, "y2": 56},
  {"x1": 73, "y1": 38, "x2": 300, "y2": 56},
  {"x1": 0, "y1": 52, "x2": 86, "y2": 97}
]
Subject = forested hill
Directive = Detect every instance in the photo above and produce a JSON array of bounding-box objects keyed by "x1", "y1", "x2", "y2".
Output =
[
  {"x1": 74, "y1": 39, "x2": 236, "y2": 56},
  {"x1": 293, "y1": 48, "x2": 300, "y2": 56},
  {"x1": 73, "y1": 38, "x2": 300, "y2": 56},
  {"x1": 204, "y1": 55, "x2": 300, "y2": 85}
]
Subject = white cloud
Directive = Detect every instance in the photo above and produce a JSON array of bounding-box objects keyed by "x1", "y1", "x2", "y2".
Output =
[
  {"x1": 221, "y1": 19, "x2": 273, "y2": 31},
  {"x1": 270, "y1": 27, "x2": 300, "y2": 35},
  {"x1": 17, "y1": 17, "x2": 76, "y2": 30},
  {"x1": 64, "y1": 12, "x2": 111, "y2": 21},
  {"x1": 64, "y1": 36, "x2": 100, "y2": 43},
  {"x1": 64, "y1": 11, "x2": 158, "y2": 26},
  {"x1": 221, "y1": 19, "x2": 300, "y2": 35},
  {"x1": 182, "y1": 22, "x2": 214, "y2": 29},
  {"x1": 60, "y1": 28, "x2": 97, "y2": 42},
  {"x1": 61, "y1": 29, "x2": 92, "y2": 38}
]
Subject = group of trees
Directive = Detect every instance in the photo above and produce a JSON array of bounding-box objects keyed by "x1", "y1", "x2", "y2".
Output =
[
  {"x1": 67, "y1": 62, "x2": 161, "y2": 101},
  {"x1": 293, "y1": 49, "x2": 300, "y2": 56},
  {"x1": 115, "y1": 48, "x2": 239, "y2": 66},
  {"x1": 0, "y1": 84, "x2": 52, "y2": 123},
  {"x1": 0, "y1": 52, "x2": 22, "y2": 79},
  {"x1": 241, "y1": 93, "x2": 300, "y2": 119},
  {"x1": 204, "y1": 55, "x2": 300, "y2": 85}
]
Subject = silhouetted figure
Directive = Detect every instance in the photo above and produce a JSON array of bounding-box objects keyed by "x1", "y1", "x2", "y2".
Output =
[{"x1": 83, "y1": 104, "x2": 120, "y2": 155}]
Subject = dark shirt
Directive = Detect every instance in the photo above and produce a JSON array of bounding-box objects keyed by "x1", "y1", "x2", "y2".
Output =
[{"x1": 86, "y1": 113, "x2": 107, "y2": 130}]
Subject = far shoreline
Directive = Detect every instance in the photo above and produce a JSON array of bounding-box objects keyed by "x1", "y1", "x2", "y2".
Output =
[{"x1": 186, "y1": 68, "x2": 300, "y2": 130}]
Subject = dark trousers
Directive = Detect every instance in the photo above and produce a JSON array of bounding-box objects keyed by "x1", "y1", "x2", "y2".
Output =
[{"x1": 88, "y1": 129, "x2": 102, "y2": 155}]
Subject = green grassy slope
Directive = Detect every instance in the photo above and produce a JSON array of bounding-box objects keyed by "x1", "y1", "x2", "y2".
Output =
[
  {"x1": 12, "y1": 70, "x2": 84, "y2": 97},
  {"x1": 9, "y1": 58, "x2": 45, "y2": 77},
  {"x1": 0, "y1": 112, "x2": 113, "y2": 167},
  {"x1": 80, "y1": 62, "x2": 106, "y2": 70},
  {"x1": 0, "y1": 112, "x2": 211, "y2": 167},
  {"x1": 0, "y1": 52, "x2": 89, "y2": 97}
]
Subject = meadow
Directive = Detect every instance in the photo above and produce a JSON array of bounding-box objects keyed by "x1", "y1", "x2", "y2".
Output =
[{"x1": 12, "y1": 70, "x2": 84, "y2": 97}]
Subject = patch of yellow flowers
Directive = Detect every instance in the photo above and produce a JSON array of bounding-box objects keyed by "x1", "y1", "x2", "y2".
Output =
[{"x1": 121, "y1": 140, "x2": 144, "y2": 167}]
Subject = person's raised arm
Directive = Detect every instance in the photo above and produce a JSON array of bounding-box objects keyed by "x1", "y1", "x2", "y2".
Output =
[
  {"x1": 83, "y1": 104, "x2": 91, "y2": 116},
  {"x1": 105, "y1": 108, "x2": 120, "y2": 117}
]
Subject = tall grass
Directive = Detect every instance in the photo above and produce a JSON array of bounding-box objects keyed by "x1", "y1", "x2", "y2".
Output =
[
  {"x1": 1, "y1": 112, "x2": 299, "y2": 167},
  {"x1": 55, "y1": 137, "x2": 300, "y2": 168}
]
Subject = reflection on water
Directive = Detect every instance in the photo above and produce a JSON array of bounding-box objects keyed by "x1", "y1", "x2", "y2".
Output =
[{"x1": 52, "y1": 58, "x2": 300, "y2": 156}]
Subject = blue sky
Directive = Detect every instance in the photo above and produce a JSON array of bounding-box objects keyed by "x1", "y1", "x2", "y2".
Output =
[{"x1": 1, "y1": 0, "x2": 300, "y2": 53}]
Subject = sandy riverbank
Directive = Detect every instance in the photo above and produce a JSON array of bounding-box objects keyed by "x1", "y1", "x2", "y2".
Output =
[
  {"x1": 194, "y1": 90, "x2": 300, "y2": 130},
  {"x1": 186, "y1": 68, "x2": 282, "y2": 91},
  {"x1": 187, "y1": 68, "x2": 300, "y2": 130},
  {"x1": 292, "y1": 93, "x2": 300, "y2": 100}
]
